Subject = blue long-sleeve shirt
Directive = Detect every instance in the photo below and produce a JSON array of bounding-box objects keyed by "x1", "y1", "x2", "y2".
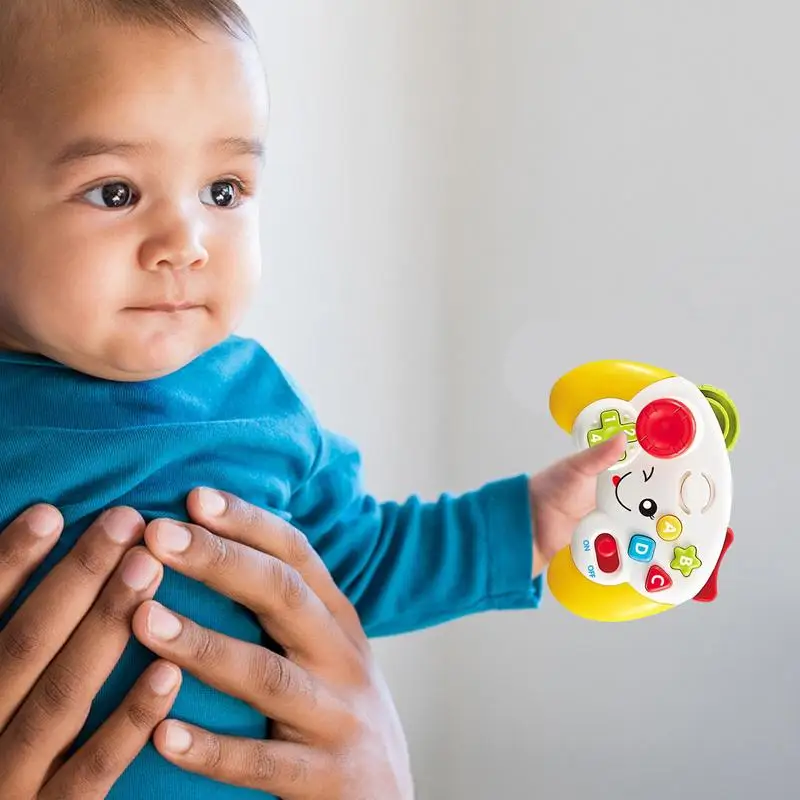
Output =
[{"x1": 0, "y1": 336, "x2": 542, "y2": 798}]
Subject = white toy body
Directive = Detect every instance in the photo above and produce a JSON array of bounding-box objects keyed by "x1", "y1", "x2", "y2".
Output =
[{"x1": 570, "y1": 377, "x2": 732, "y2": 606}]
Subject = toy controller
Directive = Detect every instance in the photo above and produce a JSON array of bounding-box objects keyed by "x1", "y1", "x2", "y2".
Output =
[{"x1": 546, "y1": 360, "x2": 739, "y2": 622}]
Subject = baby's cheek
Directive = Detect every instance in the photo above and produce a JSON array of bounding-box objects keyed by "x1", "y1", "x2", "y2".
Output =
[
  {"x1": 214, "y1": 261, "x2": 262, "y2": 330},
  {"x1": 31, "y1": 268, "x2": 118, "y2": 348}
]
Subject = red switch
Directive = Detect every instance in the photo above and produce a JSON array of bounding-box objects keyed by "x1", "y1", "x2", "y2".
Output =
[{"x1": 594, "y1": 533, "x2": 620, "y2": 573}]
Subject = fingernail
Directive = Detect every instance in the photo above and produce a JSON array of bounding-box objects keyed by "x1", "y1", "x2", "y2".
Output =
[
  {"x1": 103, "y1": 507, "x2": 143, "y2": 545},
  {"x1": 26, "y1": 506, "x2": 60, "y2": 538},
  {"x1": 149, "y1": 663, "x2": 180, "y2": 696},
  {"x1": 155, "y1": 521, "x2": 192, "y2": 554},
  {"x1": 122, "y1": 551, "x2": 160, "y2": 590},
  {"x1": 148, "y1": 605, "x2": 183, "y2": 640},
  {"x1": 164, "y1": 721, "x2": 193, "y2": 753},
  {"x1": 198, "y1": 488, "x2": 226, "y2": 517}
]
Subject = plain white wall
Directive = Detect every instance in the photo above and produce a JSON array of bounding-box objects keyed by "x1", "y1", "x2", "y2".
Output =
[
  {"x1": 240, "y1": 3, "x2": 800, "y2": 799},
  {"x1": 435, "y1": 3, "x2": 800, "y2": 800}
]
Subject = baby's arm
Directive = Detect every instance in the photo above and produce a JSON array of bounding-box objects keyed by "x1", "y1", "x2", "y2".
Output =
[{"x1": 288, "y1": 421, "x2": 543, "y2": 638}]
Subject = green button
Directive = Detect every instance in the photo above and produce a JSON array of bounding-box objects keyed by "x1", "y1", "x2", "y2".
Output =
[
  {"x1": 670, "y1": 545, "x2": 702, "y2": 578},
  {"x1": 586, "y1": 409, "x2": 637, "y2": 461}
]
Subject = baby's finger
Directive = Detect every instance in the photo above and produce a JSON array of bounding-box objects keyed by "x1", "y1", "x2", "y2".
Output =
[
  {"x1": 0, "y1": 504, "x2": 63, "y2": 617},
  {"x1": 40, "y1": 661, "x2": 181, "y2": 800},
  {"x1": 567, "y1": 432, "x2": 627, "y2": 476},
  {"x1": 0, "y1": 507, "x2": 145, "y2": 729}
]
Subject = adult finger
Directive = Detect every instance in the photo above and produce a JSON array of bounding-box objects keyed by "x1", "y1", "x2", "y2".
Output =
[
  {"x1": 40, "y1": 661, "x2": 182, "y2": 800},
  {"x1": 131, "y1": 600, "x2": 349, "y2": 738},
  {"x1": 0, "y1": 504, "x2": 63, "y2": 616},
  {"x1": 152, "y1": 721, "x2": 331, "y2": 799},
  {"x1": 0, "y1": 507, "x2": 145, "y2": 728},
  {"x1": 144, "y1": 518, "x2": 351, "y2": 661},
  {"x1": 0, "y1": 547, "x2": 163, "y2": 793},
  {"x1": 185, "y1": 488, "x2": 363, "y2": 636}
]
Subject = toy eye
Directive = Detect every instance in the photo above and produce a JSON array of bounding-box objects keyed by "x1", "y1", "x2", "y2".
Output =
[{"x1": 639, "y1": 498, "x2": 657, "y2": 518}]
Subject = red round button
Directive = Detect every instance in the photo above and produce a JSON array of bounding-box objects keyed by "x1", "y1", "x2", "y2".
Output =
[{"x1": 635, "y1": 398, "x2": 696, "y2": 459}]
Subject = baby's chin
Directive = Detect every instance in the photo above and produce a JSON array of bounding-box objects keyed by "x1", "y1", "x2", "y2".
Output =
[
  {"x1": 98, "y1": 349, "x2": 204, "y2": 382},
  {"x1": 109, "y1": 331, "x2": 223, "y2": 381},
  {"x1": 53, "y1": 329, "x2": 223, "y2": 383}
]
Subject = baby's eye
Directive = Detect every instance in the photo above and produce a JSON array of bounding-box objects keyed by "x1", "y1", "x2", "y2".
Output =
[
  {"x1": 200, "y1": 180, "x2": 241, "y2": 208},
  {"x1": 83, "y1": 182, "x2": 138, "y2": 209}
]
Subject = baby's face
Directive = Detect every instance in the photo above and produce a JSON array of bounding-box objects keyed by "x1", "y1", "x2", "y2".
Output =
[{"x1": 0, "y1": 20, "x2": 268, "y2": 381}]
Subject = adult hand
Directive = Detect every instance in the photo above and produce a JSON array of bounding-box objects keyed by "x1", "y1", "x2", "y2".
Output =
[
  {"x1": 136, "y1": 488, "x2": 414, "y2": 800},
  {"x1": 0, "y1": 504, "x2": 182, "y2": 799}
]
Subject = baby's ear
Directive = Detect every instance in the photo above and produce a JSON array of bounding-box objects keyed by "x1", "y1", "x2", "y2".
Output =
[{"x1": 698, "y1": 384, "x2": 740, "y2": 451}]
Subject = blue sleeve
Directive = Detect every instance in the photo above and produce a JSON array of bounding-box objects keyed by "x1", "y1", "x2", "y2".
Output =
[{"x1": 287, "y1": 425, "x2": 544, "y2": 638}]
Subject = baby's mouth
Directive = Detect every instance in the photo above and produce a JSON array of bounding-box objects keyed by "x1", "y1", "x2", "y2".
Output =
[{"x1": 128, "y1": 302, "x2": 203, "y2": 313}]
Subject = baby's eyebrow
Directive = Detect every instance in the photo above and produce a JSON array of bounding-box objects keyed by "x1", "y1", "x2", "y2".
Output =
[
  {"x1": 214, "y1": 136, "x2": 266, "y2": 162},
  {"x1": 50, "y1": 137, "x2": 148, "y2": 167},
  {"x1": 49, "y1": 136, "x2": 266, "y2": 168}
]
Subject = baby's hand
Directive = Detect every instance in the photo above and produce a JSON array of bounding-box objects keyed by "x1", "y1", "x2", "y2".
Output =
[{"x1": 529, "y1": 433, "x2": 627, "y2": 575}]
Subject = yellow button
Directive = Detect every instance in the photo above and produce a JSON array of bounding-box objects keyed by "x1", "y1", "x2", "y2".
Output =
[{"x1": 656, "y1": 515, "x2": 683, "y2": 541}]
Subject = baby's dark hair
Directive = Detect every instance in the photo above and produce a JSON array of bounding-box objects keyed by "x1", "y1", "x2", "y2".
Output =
[
  {"x1": 77, "y1": 0, "x2": 255, "y2": 40},
  {"x1": 0, "y1": 0, "x2": 256, "y2": 96}
]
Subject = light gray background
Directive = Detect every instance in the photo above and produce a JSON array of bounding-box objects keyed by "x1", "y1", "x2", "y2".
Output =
[{"x1": 239, "y1": 2, "x2": 798, "y2": 798}]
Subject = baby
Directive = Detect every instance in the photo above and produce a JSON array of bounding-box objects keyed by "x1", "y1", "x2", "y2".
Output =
[{"x1": 0, "y1": 1, "x2": 622, "y2": 798}]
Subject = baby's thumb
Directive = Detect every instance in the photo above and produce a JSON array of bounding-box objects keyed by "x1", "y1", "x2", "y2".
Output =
[{"x1": 567, "y1": 432, "x2": 628, "y2": 476}]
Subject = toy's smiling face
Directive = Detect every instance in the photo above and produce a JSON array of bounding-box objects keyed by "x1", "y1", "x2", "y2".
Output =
[
  {"x1": 613, "y1": 466, "x2": 662, "y2": 519},
  {"x1": 609, "y1": 462, "x2": 688, "y2": 544}
]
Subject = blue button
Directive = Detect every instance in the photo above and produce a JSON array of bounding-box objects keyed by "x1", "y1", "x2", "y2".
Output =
[{"x1": 628, "y1": 534, "x2": 656, "y2": 563}]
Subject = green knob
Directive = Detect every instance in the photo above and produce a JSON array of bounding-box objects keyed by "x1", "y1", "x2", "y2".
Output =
[{"x1": 698, "y1": 384, "x2": 739, "y2": 451}]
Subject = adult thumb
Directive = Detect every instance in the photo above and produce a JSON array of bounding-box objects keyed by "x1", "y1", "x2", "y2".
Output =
[{"x1": 566, "y1": 432, "x2": 628, "y2": 476}]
